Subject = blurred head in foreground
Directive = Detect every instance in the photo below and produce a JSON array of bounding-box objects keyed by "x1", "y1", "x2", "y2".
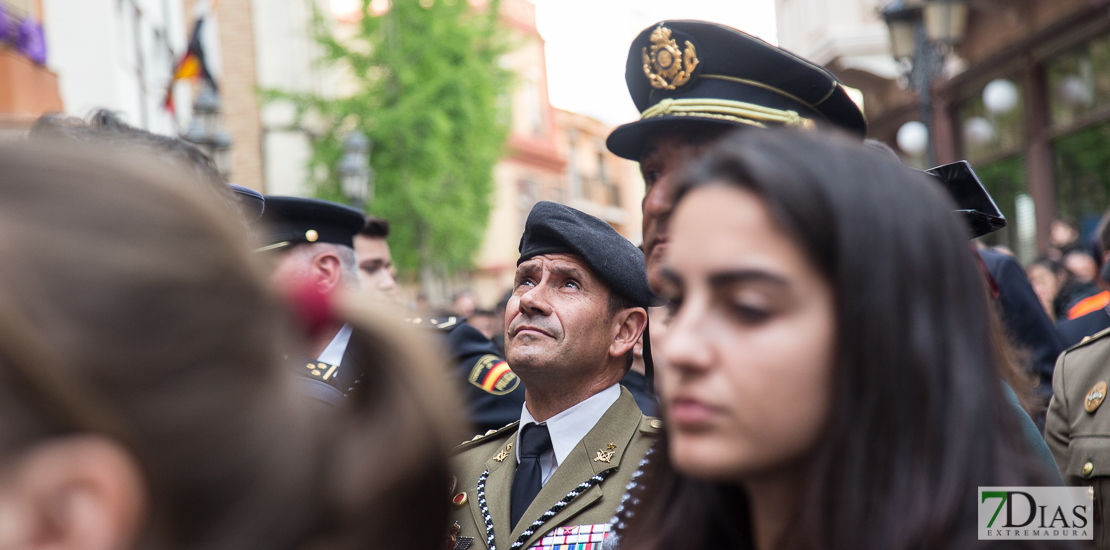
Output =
[
  {"x1": 616, "y1": 129, "x2": 1065, "y2": 550},
  {"x1": 0, "y1": 142, "x2": 462, "y2": 550}
]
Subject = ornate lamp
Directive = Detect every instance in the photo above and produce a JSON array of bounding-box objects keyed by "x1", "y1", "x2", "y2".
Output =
[
  {"x1": 881, "y1": 0, "x2": 922, "y2": 61},
  {"x1": 923, "y1": 0, "x2": 969, "y2": 45},
  {"x1": 182, "y1": 85, "x2": 234, "y2": 180},
  {"x1": 338, "y1": 131, "x2": 372, "y2": 210}
]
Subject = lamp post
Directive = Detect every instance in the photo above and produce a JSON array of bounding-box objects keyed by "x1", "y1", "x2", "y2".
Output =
[
  {"x1": 338, "y1": 130, "x2": 373, "y2": 211},
  {"x1": 882, "y1": 0, "x2": 968, "y2": 166},
  {"x1": 182, "y1": 85, "x2": 234, "y2": 179}
]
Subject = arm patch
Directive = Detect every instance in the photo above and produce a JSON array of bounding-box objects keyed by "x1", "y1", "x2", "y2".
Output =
[{"x1": 468, "y1": 354, "x2": 520, "y2": 395}]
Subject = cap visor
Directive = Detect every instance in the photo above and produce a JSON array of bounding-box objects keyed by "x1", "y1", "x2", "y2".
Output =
[{"x1": 606, "y1": 116, "x2": 751, "y2": 161}]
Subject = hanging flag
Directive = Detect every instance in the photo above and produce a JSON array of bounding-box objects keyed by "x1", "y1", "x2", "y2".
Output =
[{"x1": 164, "y1": 14, "x2": 218, "y2": 113}]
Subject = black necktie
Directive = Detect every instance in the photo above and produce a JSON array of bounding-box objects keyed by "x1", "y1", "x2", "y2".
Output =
[{"x1": 510, "y1": 422, "x2": 552, "y2": 529}]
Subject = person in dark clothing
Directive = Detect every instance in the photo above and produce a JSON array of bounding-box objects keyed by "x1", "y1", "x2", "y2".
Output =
[
  {"x1": 1057, "y1": 211, "x2": 1110, "y2": 348},
  {"x1": 978, "y1": 248, "x2": 1065, "y2": 417},
  {"x1": 434, "y1": 316, "x2": 527, "y2": 434}
]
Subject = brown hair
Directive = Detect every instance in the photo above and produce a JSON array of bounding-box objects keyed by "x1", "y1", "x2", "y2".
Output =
[
  {"x1": 360, "y1": 216, "x2": 391, "y2": 238},
  {"x1": 0, "y1": 140, "x2": 462, "y2": 550}
]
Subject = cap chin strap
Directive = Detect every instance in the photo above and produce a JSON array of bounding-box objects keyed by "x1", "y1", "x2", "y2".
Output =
[
  {"x1": 254, "y1": 241, "x2": 293, "y2": 253},
  {"x1": 641, "y1": 318, "x2": 655, "y2": 397},
  {"x1": 640, "y1": 97, "x2": 815, "y2": 130}
]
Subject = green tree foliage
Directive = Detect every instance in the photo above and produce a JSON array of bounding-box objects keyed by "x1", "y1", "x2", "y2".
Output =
[
  {"x1": 975, "y1": 154, "x2": 1025, "y2": 251},
  {"x1": 263, "y1": 0, "x2": 511, "y2": 279}
]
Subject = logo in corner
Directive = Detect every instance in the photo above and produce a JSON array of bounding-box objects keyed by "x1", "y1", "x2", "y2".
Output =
[
  {"x1": 468, "y1": 354, "x2": 520, "y2": 395},
  {"x1": 978, "y1": 487, "x2": 1091, "y2": 540},
  {"x1": 642, "y1": 25, "x2": 699, "y2": 90}
]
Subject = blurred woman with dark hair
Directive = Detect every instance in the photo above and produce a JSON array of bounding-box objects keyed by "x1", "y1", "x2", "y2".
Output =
[
  {"x1": 0, "y1": 141, "x2": 462, "y2": 550},
  {"x1": 614, "y1": 129, "x2": 1073, "y2": 550}
]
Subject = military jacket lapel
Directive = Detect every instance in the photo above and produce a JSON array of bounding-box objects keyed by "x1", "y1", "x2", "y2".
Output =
[
  {"x1": 478, "y1": 435, "x2": 517, "y2": 547},
  {"x1": 509, "y1": 389, "x2": 643, "y2": 549}
]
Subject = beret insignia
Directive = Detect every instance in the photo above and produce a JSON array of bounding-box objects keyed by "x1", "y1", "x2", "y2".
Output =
[
  {"x1": 642, "y1": 25, "x2": 698, "y2": 90},
  {"x1": 468, "y1": 354, "x2": 520, "y2": 395}
]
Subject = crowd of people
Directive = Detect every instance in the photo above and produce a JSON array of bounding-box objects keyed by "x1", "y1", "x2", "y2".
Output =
[{"x1": 3, "y1": 17, "x2": 1109, "y2": 550}]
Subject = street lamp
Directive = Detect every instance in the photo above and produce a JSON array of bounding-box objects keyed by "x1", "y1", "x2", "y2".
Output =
[
  {"x1": 882, "y1": 0, "x2": 969, "y2": 166},
  {"x1": 209, "y1": 129, "x2": 234, "y2": 178},
  {"x1": 923, "y1": 0, "x2": 969, "y2": 45},
  {"x1": 338, "y1": 130, "x2": 373, "y2": 211},
  {"x1": 881, "y1": 0, "x2": 920, "y2": 61},
  {"x1": 182, "y1": 85, "x2": 234, "y2": 180}
]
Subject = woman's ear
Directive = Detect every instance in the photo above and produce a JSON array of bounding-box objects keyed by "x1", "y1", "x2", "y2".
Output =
[
  {"x1": 610, "y1": 307, "x2": 648, "y2": 359},
  {"x1": 0, "y1": 436, "x2": 145, "y2": 550}
]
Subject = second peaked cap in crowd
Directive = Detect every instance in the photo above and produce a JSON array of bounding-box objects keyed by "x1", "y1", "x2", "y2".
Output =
[
  {"x1": 607, "y1": 20, "x2": 867, "y2": 160},
  {"x1": 257, "y1": 196, "x2": 365, "y2": 251},
  {"x1": 518, "y1": 201, "x2": 659, "y2": 308}
]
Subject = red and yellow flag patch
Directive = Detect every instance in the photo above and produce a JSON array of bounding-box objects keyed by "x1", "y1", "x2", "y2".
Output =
[{"x1": 468, "y1": 354, "x2": 520, "y2": 395}]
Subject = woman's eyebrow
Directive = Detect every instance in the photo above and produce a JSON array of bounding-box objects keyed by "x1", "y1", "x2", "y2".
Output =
[{"x1": 707, "y1": 269, "x2": 789, "y2": 289}]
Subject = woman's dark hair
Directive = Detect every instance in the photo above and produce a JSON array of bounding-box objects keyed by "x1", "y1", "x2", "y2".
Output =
[
  {"x1": 618, "y1": 128, "x2": 1067, "y2": 550},
  {"x1": 0, "y1": 141, "x2": 463, "y2": 550}
]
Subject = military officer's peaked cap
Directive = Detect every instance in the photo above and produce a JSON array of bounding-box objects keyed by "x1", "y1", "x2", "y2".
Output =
[
  {"x1": 257, "y1": 196, "x2": 365, "y2": 251},
  {"x1": 607, "y1": 20, "x2": 867, "y2": 160},
  {"x1": 518, "y1": 201, "x2": 659, "y2": 308}
]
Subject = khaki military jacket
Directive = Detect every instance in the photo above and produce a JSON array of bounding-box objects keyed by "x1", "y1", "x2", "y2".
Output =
[
  {"x1": 1046, "y1": 327, "x2": 1110, "y2": 546},
  {"x1": 448, "y1": 387, "x2": 658, "y2": 550}
]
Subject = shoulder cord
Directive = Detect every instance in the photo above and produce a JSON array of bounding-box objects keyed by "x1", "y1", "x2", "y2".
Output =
[
  {"x1": 476, "y1": 467, "x2": 615, "y2": 550},
  {"x1": 601, "y1": 444, "x2": 655, "y2": 550}
]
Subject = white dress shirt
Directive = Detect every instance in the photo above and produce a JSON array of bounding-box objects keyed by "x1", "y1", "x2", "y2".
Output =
[
  {"x1": 317, "y1": 323, "x2": 353, "y2": 366},
  {"x1": 515, "y1": 383, "x2": 621, "y2": 486}
]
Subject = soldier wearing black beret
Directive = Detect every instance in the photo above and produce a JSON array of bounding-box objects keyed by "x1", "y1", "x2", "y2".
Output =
[
  {"x1": 446, "y1": 202, "x2": 660, "y2": 550},
  {"x1": 606, "y1": 20, "x2": 867, "y2": 290},
  {"x1": 258, "y1": 196, "x2": 367, "y2": 406}
]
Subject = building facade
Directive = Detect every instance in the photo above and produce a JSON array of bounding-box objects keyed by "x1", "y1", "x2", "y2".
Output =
[
  {"x1": 0, "y1": 0, "x2": 62, "y2": 136},
  {"x1": 15, "y1": 0, "x2": 641, "y2": 309},
  {"x1": 41, "y1": 0, "x2": 185, "y2": 135},
  {"x1": 1, "y1": 0, "x2": 185, "y2": 137},
  {"x1": 784, "y1": 0, "x2": 1110, "y2": 260},
  {"x1": 463, "y1": 0, "x2": 643, "y2": 308}
]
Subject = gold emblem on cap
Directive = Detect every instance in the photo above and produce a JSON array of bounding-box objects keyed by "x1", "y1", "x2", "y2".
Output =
[
  {"x1": 305, "y1": 229, "x2": 319, "y2": 242},
  {"x1": 642, "y1": 25, "x2": 699, "y2": 91},
  {"x1": 1086, "y1": 381, "x2": 1107, "y2": 413}
]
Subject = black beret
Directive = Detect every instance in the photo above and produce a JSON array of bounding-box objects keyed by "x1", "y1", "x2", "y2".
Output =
[
  {"x1": 607, "y1": 20, "x2": 866, "y2": 160},
  {"x1": 228, "y1": 184, "x2": 265, "y2": 220},
  {"x1": 257, "y1": 196, "x2": 365, "y2": 250},
  {"x1": 518, "y1": 201, "x2": 659, "y2": 308}
]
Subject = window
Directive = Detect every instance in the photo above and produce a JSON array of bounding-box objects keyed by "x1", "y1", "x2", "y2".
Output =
[
  {"x1": 1045, "y1": 33, "x2": 1110, "y2": 236},
  {"x1": 1048, "y1": 33, "x2": 1110, "y2": 128},
  {"x1": 976, "y1": 155, "x2": 1028, "y2": 258},
  {"x1": 1054, "y1": 122, "x2": 1110, "y2": 225},
  {"x1": 958, "y1": 78, "x2": 1024, "y2": 163}
]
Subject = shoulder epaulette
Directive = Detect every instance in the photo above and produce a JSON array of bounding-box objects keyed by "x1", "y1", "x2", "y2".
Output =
[
  {"x1": 404, "y1": 316, "x2": 460, "y2": 331},
  {"x1": 454, "y1": 421, "x2": 519, "y2": 453},
  {"x1": 1066, "y1": 326, "x2": 1110, "y2": 353},
  {"x1": 639, "y1": 416, "x2": 663, "y2": 435}
]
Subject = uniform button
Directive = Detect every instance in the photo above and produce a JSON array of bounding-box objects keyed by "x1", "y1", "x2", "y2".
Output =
[
  {"x1": 452, "y1": 492, "x2": 468, "y2": 508},
  {"x1": 649, "y1": 419, "x2": 663, "y2": 429},
  {"x1": 1083, "y1": 461, "x2": 1094, "y2": 476}
]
